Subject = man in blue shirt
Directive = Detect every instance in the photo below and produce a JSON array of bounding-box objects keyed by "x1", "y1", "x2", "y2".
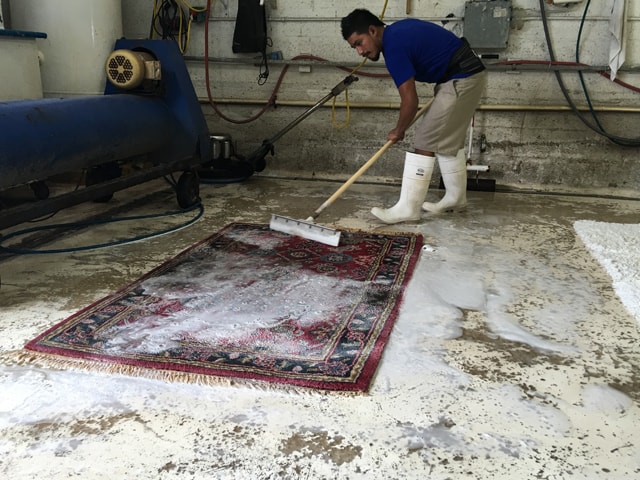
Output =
[{"x1": 341, "y1": 9, "x2": 487, "y2": 224}]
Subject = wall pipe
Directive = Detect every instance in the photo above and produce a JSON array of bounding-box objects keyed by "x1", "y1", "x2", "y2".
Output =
[
  {"x1": 185, "y1": 57, "x2": 640, "y2": 73},
  {"x1": 199, "y1": 98, "x2": 640, "y2": 113},
  {"x1": 204, "y1": 16, "x2": 640, "y2": 23}
]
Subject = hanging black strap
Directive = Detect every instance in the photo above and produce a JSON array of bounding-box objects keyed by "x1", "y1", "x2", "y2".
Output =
[
  {"x1": 232, "y1": 0, "x2": 267, "y2": 54},
  {"x1": 232, "y1": 0, "x2": 269, "y2": 84}
]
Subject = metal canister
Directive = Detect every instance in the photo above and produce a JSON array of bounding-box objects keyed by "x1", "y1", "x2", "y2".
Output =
[{"x1": 210, "y1": 133, "x2": 233, "y2": 163}]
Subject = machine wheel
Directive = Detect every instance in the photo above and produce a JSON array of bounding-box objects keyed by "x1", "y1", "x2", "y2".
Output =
[
  {"x1": 30, "y1": 181, "x2": 50, "y2": 200},
  {"x1": 176, "y1": 171, "x2": 200, "y2": 208}
]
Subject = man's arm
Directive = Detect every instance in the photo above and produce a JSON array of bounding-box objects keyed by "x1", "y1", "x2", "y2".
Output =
[{"x1": 387, "y1": 77, "x2": 419, "y2": 143}]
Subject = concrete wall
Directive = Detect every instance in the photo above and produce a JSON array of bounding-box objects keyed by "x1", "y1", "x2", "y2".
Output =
[{"x1": 117, "y1": 1, "x2": 640, "y2": 196}]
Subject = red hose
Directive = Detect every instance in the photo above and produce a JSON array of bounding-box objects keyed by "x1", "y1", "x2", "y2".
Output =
[{"x1": 496, "y1": 59, "x2": 640, "y2": 94}]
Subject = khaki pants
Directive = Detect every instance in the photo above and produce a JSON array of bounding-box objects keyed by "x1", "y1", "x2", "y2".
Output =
[{"x1": 414, "y1": 70, "x2": 487, "y2": 156}]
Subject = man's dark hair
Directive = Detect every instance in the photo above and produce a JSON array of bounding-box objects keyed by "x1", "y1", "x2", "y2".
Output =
[{"x1": 340, "y1": 9, "x2": 385, "y2": 40}]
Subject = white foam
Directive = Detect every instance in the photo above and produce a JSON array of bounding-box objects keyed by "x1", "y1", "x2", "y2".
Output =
[
  {"x1": 101, "y1": 250, "x2": 364, "y2": 356},
  {"x1": 582, "y1": 383, "x2": 633, "y2": 413},
  {"x1": 412, "y1": 243, "x2": 579, "y2": 354}
]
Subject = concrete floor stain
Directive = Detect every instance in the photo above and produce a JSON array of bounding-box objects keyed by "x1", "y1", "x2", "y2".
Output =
[{"x1": 280, "y1": 429, "x2": 362, "y2": 466}]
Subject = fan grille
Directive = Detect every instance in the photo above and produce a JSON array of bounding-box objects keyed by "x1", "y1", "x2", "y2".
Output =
[{"x1": 105, "y1": 50, "x2": 153, "y2": 89}]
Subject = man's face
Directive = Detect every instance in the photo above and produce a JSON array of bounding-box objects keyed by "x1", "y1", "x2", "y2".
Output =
[{"x1": 346, "y1": 27, "x2": 382, "y2": 61}]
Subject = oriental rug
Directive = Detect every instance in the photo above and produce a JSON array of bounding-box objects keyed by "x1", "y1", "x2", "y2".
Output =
[{"x1": 22, "y1": 223, "x2": 422, "y2": 393}]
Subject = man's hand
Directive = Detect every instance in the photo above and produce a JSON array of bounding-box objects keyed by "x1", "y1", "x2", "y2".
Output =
[
  {"x1": 389, "y1": 77, "x2": 419, "y2": 144},
  {"x1": 387, "y1": 129, "x2": 405, "y2": 143}
]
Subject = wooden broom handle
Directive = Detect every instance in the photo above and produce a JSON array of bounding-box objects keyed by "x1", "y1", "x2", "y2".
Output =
[{"x1": 307, "y1": 100, "x2": 433, "y2": 220}]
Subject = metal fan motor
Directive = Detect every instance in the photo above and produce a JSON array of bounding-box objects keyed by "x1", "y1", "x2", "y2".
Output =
[{"x1": 105, "y1": 49, "x2": 161, "y2": 90}]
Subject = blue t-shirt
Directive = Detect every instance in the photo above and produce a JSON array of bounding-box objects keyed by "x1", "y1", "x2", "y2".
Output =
[{"x1": 382, "y1": 19, "x2": 463, "y2": 87}]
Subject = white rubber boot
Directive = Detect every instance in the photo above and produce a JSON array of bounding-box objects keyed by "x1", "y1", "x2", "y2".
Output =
[
  {"x1": 422, "y1": 152, "x2": 467, "y2": 214},
  {"x1": 371, "y1": 152, "x2": 435, "y2": 224}
]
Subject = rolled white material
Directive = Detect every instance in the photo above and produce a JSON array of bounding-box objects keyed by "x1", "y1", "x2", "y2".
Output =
[
  {"x1": 609, "y1": 0, "x2": 627, "y2": 81},
  {"x1": 467, "y1": 165, "x2": 490, "y2": 172}
]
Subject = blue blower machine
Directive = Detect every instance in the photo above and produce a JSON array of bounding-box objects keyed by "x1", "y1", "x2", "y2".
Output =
[{"x1": 0, "y1": 39, "x2": 212, "y2": 230}]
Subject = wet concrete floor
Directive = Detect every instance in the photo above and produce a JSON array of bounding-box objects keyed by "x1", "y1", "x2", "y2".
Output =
[{"x1": 1, "y1": 176, "x2": 639, "y2": 479}]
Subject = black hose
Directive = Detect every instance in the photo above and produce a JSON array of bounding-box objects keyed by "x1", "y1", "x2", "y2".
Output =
[
  {"x1": 539, "y1": 0, "x2": 640, "y2": 147},
  {"x1": 0, "y1": 202, "x2": 204, "y2": 255}
]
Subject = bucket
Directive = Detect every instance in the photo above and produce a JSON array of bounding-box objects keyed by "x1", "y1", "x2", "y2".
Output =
[{"x1": 9, "y1": 0, "x2": 123, "y2": 97}]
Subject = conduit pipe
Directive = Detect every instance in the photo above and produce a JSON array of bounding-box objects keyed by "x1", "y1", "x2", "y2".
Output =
[
  {"x1": 198, "y1": 99, "x2": 640, "y2": 113},
  {"x1": 204, "y1": 15, "x2": 640, "y2": 23},
  {"x1": 185, "y1": 56, "x2": 640, "y2": 73}
]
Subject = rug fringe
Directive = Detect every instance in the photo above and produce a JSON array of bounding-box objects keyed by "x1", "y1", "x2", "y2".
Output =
[{"x1": 0, "y1": 350, "x2": 365, "y2": 397}]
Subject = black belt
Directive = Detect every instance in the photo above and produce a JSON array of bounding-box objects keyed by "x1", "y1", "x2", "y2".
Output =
[{"x1": 440, "y1": 37, "x2": 485, "y2": 83}]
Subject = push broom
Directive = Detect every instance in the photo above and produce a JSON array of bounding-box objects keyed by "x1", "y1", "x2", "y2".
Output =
[{"x1": 270, "y1": 100, "x2": 433, "y2": 247}]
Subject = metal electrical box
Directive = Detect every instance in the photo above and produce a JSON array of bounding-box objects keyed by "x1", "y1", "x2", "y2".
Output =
[{"x1": 463, "y1": 1, "x2": 512, "y2": 51}]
